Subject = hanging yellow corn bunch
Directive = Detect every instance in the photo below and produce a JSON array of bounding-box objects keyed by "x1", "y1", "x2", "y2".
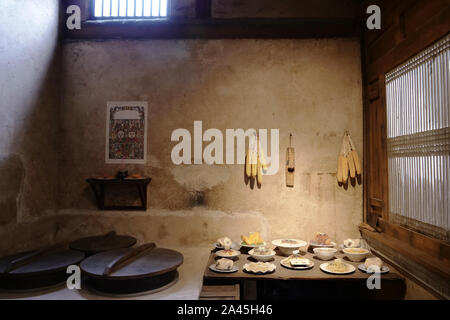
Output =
[
  {"x1": 245, "y1": 132, "x2": 266, "y2": 186},
  {"x1": 337, "y1": 131, "x2": 362, "y2": 185}
]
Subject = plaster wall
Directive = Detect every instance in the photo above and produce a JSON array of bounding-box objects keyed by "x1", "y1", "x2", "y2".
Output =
[
  {"x1": 58, "y1": 38, "x2": 364, "y2": 247},
  {"x1": 0, "y1": 0, "x2": 61, "y2": 254}
]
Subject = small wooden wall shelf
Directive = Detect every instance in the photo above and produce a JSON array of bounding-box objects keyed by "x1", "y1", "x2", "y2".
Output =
[{"x1": 86, "y1": 177, "x2": 151, "y2": 211}]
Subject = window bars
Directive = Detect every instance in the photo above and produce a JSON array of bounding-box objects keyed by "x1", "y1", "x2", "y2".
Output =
[
  {"x1": 93, "y1": 0, "x2": 168, "y2": 18},
  {"x1": 385, "y1": 33, "x2": 450, "y2": 241}
]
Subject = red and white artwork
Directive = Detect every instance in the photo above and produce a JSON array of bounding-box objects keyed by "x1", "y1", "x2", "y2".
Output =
[{"x1": 106, "y1": 101, "x2": 148, "y2": 164}]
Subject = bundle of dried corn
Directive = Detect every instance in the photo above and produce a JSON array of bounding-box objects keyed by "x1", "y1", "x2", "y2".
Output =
[
  {"x1": 337, "y1": 131, "x2": 361, "y2": 184},
  {"x1": 246, "y1": 133, "x2": 267, "y2": 185}
]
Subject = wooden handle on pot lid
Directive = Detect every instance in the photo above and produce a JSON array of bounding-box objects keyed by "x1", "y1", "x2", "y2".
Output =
[
  {"x1": 90, "y1": 230, "x2": 118, "y2": 250},
  {"x1": 1, "y1": 244, "x2": 64, "y2": 274},
  {"x1": 102, "y1": 243, "x2": 156, "y2": 276},
  {"x1": 102, "y1": 231, "x2": 117, "y2": 238}
]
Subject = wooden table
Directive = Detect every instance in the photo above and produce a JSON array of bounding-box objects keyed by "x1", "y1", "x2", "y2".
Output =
[{"x1": 203, "y1": 248, "x2": 406, "y2": 300}]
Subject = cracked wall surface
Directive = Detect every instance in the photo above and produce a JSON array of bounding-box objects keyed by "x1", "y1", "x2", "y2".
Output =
[{"x1": 59, "y1": 38, "x2": 363, "y2": 247}]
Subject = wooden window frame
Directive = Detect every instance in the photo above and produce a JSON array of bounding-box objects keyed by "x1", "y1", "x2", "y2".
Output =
[
  {"x1": 63, "y1": 0, "x2": 360, "y2": 40},
  {"x1": 360, "y1": 0, "x2": 450, "y2": 288}
]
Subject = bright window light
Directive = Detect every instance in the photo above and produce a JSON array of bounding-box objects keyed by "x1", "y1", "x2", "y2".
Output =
[
  {"x1": 127, "y1": 0, "x2": 135, "y2": 16},
  {"x1": 94, "y1": 0, "x2": 169, "y2": 19},
  {"x1": 386, "y1": 34, "x2": 450, "y2": 239},
  {"x1": 111, "y1": 0, "x2": 119, "y2": 17},
  {"x1": 135, "y1": 0, "x2": 143, "y2": 16},
  {"x1": 94, "y1": 0, "x2": 102, "y2": 17},
  {"x1": 119, "y1": 0, "x2": 127, "y2": 16},
  {"x1": 143, "y1": 0, "x2": 151, "y2": 17},
  {"x1": 160, "y1": 0, "x2": 167, "y2": 16},
  {"x1": 103, "y1": 0, "x2": 111, "y2": 17},
  {"x1": 151, "y1": 0, "x2": 160, "y2": 16}
]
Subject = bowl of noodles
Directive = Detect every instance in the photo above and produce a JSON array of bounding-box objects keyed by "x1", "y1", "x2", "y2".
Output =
[{"x1": 343, "y1": 247, "x2": 370, "y2": 262}]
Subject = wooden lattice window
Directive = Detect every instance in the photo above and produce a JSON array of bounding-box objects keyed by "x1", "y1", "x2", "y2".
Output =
[{"x1": 385, "y1": 33, "x2": 450, "y2": 242}]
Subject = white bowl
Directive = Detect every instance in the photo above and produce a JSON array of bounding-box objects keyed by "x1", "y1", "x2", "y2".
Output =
[
  {"x1": 271, "y1": 239, "x2": 307, "y2": 256},
  {"x1": 248, "y1": 248, "x2": 276, "y2": 262},
  {"x1": 313, "y1": 247, "x2": 337, "y2": 261},
  {"x1": 343, "y1": 248, "x2": 370, "y2": 262},
  {"x1": 309, "y1": 241, "x2": 336, "y2": 250}
]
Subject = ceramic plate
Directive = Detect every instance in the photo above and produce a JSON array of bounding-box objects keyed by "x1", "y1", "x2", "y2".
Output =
[
  {"x1": 240, "y1": 242, "x2": 266, "y2": 249},
  {"x1": 320, "y1": 262, "x2": 356, "y2": 275},
  {"x1": 358, "y1": 264, "x2": 390, "y2": 274},
  {"x1": 243, "y1": 262, "x2": 276, "y2": 274},
  {"x1": 214, "y1": 242, "x2": 240, "y2": 250},
  {"x1": 209, "y1": 264, "x2": 239, "y2": 273},
  {"x1": 280, "y1": 258, "x2": 314, "y2": 270},
  {"x1": 215, "y1": 249, "x2": 241, "y2": 259}
]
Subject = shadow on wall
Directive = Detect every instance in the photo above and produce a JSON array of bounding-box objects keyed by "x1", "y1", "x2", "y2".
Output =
[
  {"x1": 0, "y1": 52, "x2": 61, "y2": 254},
  {"x1": 0, "y1": 0, "x2": 62, "y2": 255},
  {"x1": 0, "y1": 155, "x2": 24, "y2": 226}
]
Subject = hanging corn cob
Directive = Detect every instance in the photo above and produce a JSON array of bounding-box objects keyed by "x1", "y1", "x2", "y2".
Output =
[
  {"x1": 251, "y1": 135, "x2": 258, "y2": 178},
  {"x1": 258, "y1": 138, "x2": 268, "y2": 170},
  {"x1": 257, "y1": 140, "x2": 263, "y2": 185},
  {"x1": 348, "y1": 134, "x2": 362, "y2": 175},
  {"x1": 245, "y1": 132, "x2": 265, "y2": 186},
  {"x1": 245, "y1": 140, "x2": 252, "y2": 177},
  {"x1": 347, "y1": 153, "x2": 356, "y2": 178},
  {"x1": 337, "y1": 131, "x2": 362, "y2": 185}
]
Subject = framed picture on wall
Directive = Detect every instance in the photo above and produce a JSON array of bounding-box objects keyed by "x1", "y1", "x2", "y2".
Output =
[{"x1": 105, "y1": 101, "x2": 148, "y2": 164}]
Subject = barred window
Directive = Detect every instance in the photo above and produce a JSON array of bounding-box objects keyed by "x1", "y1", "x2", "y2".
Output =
[
  {"x1": 386, "y1": 33, "x2": 450, "y2": 241},
  {"x1": 93, "y1": 0, "x2": 168, "y2": 19}
]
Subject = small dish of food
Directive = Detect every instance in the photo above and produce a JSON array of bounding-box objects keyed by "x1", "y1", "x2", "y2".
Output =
[
  {"x1": 320, "y1": 258, "x2": 355, "y2": 275},
  {"x1": 215, "y1": 249, "x2": 241, "y2": 259},
  {"x1": 309, "y1": 232, "x2": 336, "y2": 249},
  {"x1": 342, "y1": 238, "x2": 362, "y2": 248},
  {"x1": 358, "y1": 257, "x2": 389, "y2": 274},
  {"x1": 249, "y1": 247, "x2": 276, "y2": 262},
  {"x1": 271, "y1": 239, "x2": 307, "y2": 256},
  {"x1": 125, "y1": 173, "x2": 145, "y2": 180},
  {"x1": 358, "y1": 264, "x2": 390, "y2": 274},
  {"x1": 313, "y1": 247, "x2": 337, "y2": 261},
  {"x1": 280, "y1": 255, "x2": 314, "y2": 270},
  {"x1": 342, "y1": 247, "x2": 370, "y2": 262},
  {"x1": 209, "y1": 258, "x2": 238, "y2": 273},
  {"x1": 240, "y1": 232, "x2": 265, "y2": 248},
  {"x1": 214, "y1": 237, "x2": 239, "y2": 250},
  {"x1": 93, "y1": 175, "x2": 116, "y2": 180},
  {"x1": 243, "y1": 262, "x2": 276, "y2": 275}
]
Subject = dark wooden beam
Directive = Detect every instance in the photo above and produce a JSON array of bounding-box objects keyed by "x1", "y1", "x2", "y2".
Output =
[
  {"x1": 64, "y1": 18, "x2": 360, "y2": 40},
  {"x1": 196, "y1": 0, "x2": 211, "y2": 19}
]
